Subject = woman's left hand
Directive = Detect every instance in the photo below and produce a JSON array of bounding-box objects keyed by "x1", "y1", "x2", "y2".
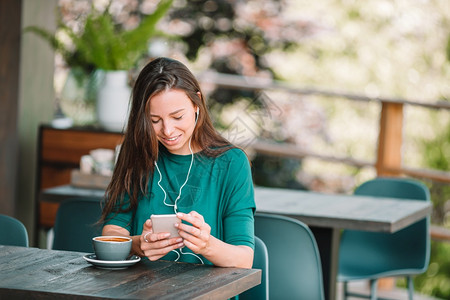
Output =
[
  {"x1": 175, "y1": 211, "x2": 253, "y2": 268},
  {"x1": 175, "y1": 211, "x2": 211, "y2": 255}
]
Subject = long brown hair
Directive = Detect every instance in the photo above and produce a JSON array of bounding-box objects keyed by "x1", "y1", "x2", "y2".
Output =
[{"x1": 100, "y1": 57, "x2": 232, "y2": 223}]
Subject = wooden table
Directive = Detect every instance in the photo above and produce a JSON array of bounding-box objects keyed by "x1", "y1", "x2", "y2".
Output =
[
  {"x1": 254, "y1": 186, "x2": 432, "y2": 300},
  {"x1": 255, "y1": 186, "x2": 431, "y2": 232},
  {"x1": 40, "y1": 185, "x2": 432, "y2": 300},
  {"x1": 0, "y1": 246, "x2": 261, "y2": 299}
]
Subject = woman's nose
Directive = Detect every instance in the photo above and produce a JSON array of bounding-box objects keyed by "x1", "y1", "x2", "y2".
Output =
[{"x1": 162, "y1": 120, "x2": 174, "y2": 136}]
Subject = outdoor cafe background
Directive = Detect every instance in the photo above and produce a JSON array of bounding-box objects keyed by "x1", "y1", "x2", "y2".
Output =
[{"x1": 1, "y1": 0, "x2": 450, "y2": 299}]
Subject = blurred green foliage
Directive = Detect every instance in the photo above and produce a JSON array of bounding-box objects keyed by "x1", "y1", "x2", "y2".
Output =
[
  {"x1": 170, "y1": 0, "x2": 307, "y2": 189},
  {"x1": 398, "y1": 241, "x2": 450, "y2": 299},
  {"x1": 25, "y1": 0, "x2": 172, "y2": 72},
  {"x1": 398, "y1": 75, "x2": 450, "y2": 299},
  {"x1": 411, "y1": 116, "x2": 450, "y2": 299}
]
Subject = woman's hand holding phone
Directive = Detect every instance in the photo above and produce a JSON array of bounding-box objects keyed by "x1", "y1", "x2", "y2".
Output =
[
  {"x1": 151, "y1": 214, "x2": 181, "y2": 237},
  {"x1": 175, "y1": 211, "x2": 211, "y2": 256},
  {"x1": 140, "y1": 212, "x2": 212, "y2": 261},
  {"x1": 139, "y1": 215, "x2": 184, "y2": 261}
]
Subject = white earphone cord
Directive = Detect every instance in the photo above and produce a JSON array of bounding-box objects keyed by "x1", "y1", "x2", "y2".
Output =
[
  {"x1": 155, "y1": 134, "x2": 194, "y2": 214},
  {"x1": 154, "y1": 112, "x2": 204, "y2": 264}
]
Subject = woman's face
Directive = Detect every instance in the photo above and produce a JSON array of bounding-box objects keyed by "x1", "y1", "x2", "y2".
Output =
[{"x1": 149, "y1": 89, "x2": 198, "y2": 155}]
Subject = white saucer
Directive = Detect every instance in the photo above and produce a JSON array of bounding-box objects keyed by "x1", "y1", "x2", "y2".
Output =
[{"x1": 83, "y1": 254, "x2": 141, "y2": 270}]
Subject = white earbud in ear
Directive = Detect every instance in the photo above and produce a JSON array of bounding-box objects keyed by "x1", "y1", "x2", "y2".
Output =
[{"x1": 195, "y1": 107, "x2": 199, "y2": 122}]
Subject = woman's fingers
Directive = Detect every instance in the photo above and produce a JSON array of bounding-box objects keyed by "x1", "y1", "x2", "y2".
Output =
[
  {"x1": 177, "y1": 211, "x2": 205, "y2": 228},
  {"x1": 177, "y1": 224, "x2": 209, "y2": 244},
  {"x1": 140, "y1": 218, "x2": 184, "y2": 260},
  {"x1": 142, "y1": 232, "x2": 182, "y2": 247},
  {"x1": 143, "y1": 236, "x2": 184, "y2": 261},
  {"x1": 141, "y1": 211, "x2": 212, "y2": 258},
  {"x1": 175, "y1": 211, "x2": 211, "y2": 253},
  {"x1": 152, "y1": 237, "x2": 183, "y2": 251},
  {"x1": 140, "y1": 219, "x2": 153, "y2": 243},
  {"x1": 145, "y1": 232, "x2": 170, "y2": 242},
  {"x1": 143, "y1": 219, "x2": 153, "y2": 231}
]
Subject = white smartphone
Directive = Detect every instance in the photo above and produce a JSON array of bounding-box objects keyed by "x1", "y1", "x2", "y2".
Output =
[{"x1": 150, "y1": 214, "x2": 181, "y2": 238}]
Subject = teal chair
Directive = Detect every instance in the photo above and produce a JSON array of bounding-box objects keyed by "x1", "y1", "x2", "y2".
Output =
[
  {"x1": 338, "y1": 177, "x2": 431, "y2": 300},
  {"x1": 52, "y1": 197, "x2": 103, "y2": 253},
  {"x1": 0, "y1": 214, "x2": 29, "y2": 247},
  {"x1": 239, "y1": 236, "x2": 269, "y2": 300},
  {"x1": 254, "y1": 213, "x2": 325, "y2": 300}
]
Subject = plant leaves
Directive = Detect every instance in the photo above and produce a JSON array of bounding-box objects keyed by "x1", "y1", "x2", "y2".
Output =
[{"x1": 24, "y1": 0, "x2": 173, "y2": 71}]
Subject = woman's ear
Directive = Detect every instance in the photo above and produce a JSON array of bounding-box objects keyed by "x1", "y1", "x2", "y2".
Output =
[
  {"x1": 195, "y1": 106, "x2": 200, "y2": 122},
  {"x1": 195, "y1": 92, "x2": 201, "y2": 120}
]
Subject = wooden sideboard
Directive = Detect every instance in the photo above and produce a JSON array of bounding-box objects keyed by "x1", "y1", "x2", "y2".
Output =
[{"x1": 36, "y1": 125, "x2": 123, "y2": 230}]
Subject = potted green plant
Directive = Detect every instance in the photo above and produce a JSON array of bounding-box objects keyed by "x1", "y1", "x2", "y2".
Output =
[{"x1": 25, "y1": 0, "x2": 173, "y2": 130}]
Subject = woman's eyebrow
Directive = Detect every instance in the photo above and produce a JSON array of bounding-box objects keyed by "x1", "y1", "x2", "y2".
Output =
[
  {"x1": 150, "y1": 108, "x2": 185, "y2": 117},
  {"x1": 169, "y1": 108, "x2": 185, "y2": 115}
]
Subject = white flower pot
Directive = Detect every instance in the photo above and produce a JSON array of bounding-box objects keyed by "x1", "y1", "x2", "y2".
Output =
[
  {"x1": 59, "y1": 68, "x2": 97, "y2": 125},
  {"x1": 96, "y1": 70, "x2": 131, "y2": 132}
]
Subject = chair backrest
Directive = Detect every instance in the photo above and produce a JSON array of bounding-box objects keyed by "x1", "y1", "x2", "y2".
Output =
[
  {"x1": 339, "y1": 177, "x2": 431, "y2": 277},
  {"x1": 254, "y1": 213, "x2": 325, "y2": 300},
  {"x1": 0, "y1": 214, "x2": 29, "y2": 247},
  {"x1": 52, "y1": 197, "x2": 103, "y2": 253},
  {"x1": 239, "y1": 236, "x2": 269, "y2": 300}
]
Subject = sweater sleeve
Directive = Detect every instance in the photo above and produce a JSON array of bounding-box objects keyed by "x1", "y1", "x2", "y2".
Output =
[
  {"x1": 222, "y1": 149, "x2": 256, "y2": 249},
  {"x1": 103, "y1": 194, "x2": 134, "y2": 233}
]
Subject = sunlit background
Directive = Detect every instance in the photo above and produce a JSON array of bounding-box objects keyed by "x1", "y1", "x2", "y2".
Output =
[{"x1": 43, "y1": 0, "x2": 450, "y2": 298}]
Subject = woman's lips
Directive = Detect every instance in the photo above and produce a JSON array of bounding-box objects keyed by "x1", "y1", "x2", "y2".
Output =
[{"x1": 162, "y1": 135, "x2": 181, "y2": 144}]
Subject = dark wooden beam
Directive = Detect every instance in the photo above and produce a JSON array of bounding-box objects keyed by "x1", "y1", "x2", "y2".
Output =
[{"x1": 0, "y1": 0, "x2": 22, "y2": 216}]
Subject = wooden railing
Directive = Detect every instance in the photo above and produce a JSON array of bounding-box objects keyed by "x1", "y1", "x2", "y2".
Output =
[
  {"x1": 197, "y1": 71, "x2": 450, "y2": 183},
  {"x1": 197, "y1": 71, "x2": 450, "y2": 241}
]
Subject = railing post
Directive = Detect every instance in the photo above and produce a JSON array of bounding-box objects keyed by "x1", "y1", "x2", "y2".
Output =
[
  {"x1": 374, "y1": 102, "x2": 404, "y2": 292},
  {"x1": 376, "y1": 102, "x2": 404, "y2": 176}
]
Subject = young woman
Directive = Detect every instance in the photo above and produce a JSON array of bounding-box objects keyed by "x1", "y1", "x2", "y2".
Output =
[{"x1": 100, "y1": 57, "x2": 255, "y2": 268}]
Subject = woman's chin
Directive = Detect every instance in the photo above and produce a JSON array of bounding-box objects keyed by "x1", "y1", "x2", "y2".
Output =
[{"x1": 164, "y1": 144, "x2": 191, "y2": 155}]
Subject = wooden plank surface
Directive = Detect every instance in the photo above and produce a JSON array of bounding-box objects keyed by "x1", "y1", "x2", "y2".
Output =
[
  {"x1": 0, "y1": 246, "x2": 261, "y2": 300},
  {"x1": 40, "y1": 185, "x2": 432, "y2": 233},
  {"x1": 38, "y1": 184, "x2": 431, "y2": 300},
  {"x1": 37, "y1": 127, "x2": 124, "y2": 233},
  {"x1": 254, "y1": 186, "x2": 431, "y2": 233},
  {"x1": 40, "y1": 127, "x2": 123, "y2": 164}
]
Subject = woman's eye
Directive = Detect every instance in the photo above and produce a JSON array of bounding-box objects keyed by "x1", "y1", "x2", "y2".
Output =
[
  {"x1": 151, "y1": 119, "x2": 160, "y2": 124},
  {"x1": 174, "y1": 115, "x2": 183, "y2": 120}
]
